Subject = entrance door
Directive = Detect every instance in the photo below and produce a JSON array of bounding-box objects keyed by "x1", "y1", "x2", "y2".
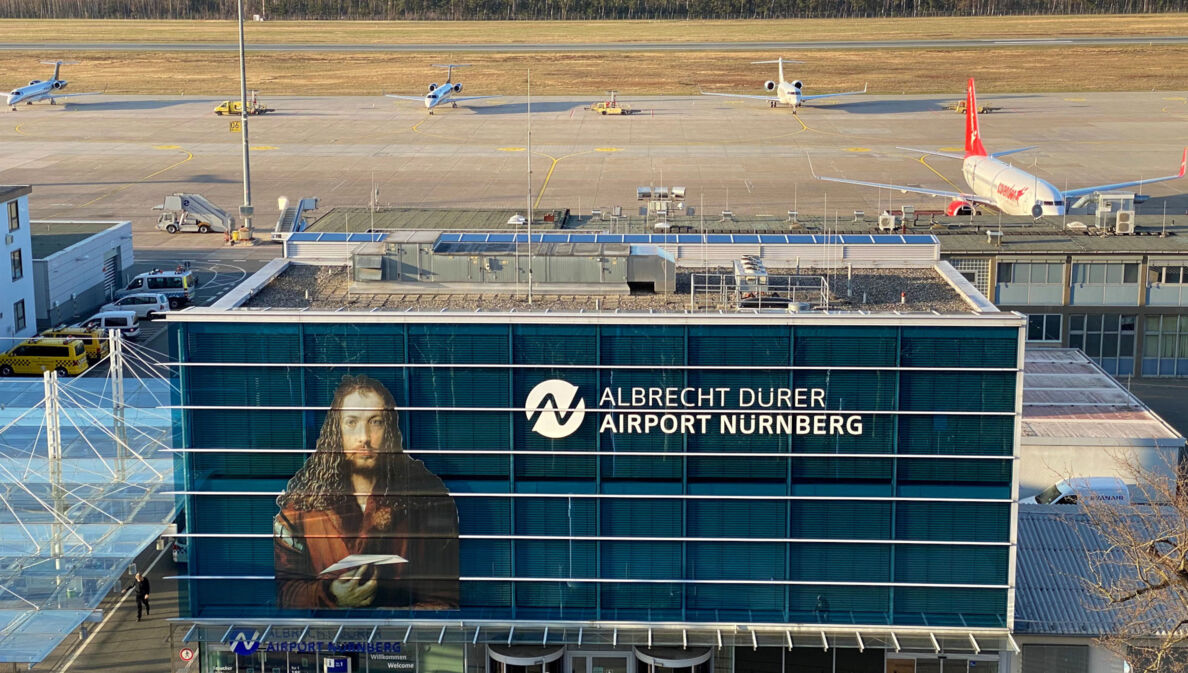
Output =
[{"x1": 570, "y1": 652, "x2": 632, "y2": 673}]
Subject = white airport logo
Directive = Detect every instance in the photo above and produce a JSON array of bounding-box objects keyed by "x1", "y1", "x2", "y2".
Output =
[{"x1": 525, "y1": 379, "x2": 586, "y2": 439}]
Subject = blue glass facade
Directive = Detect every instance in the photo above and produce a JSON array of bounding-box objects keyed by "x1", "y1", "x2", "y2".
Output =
[{"x1": 173, "y1": 318, "x2": 1020, "y2": 629}]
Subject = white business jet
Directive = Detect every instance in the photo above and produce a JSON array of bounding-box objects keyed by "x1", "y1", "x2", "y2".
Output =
[
  {"x1": 385, "y1": 64, "x2": 497, "y2": 114},
  {"x1": 7, "y1": 61, "x2": 99, "y2": 111},
  {"x1": 812, "y1": 78, "x2": 1187, "y2": 218},
  {"x1": 701, "y1": 57, "x2": 866, "y2": 110}
]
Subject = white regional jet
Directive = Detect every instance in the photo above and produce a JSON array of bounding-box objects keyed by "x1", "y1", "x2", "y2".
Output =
[
  {"x1": 385, "y1": 64, "x2": 497, "y2": 113},
  {"x1": 813, "y1": 78, "x2": 1188, "y2": 218},
  {"x1": 701, "y1": 57, "x2": 867, "y2": 110},
  {"x1": 6, "y1": 61, "x2": 99, "y2": 111}
]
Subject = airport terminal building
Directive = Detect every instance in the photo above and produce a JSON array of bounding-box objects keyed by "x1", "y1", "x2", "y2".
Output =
[{"x1": 169, "y1": 234, "x2": 1022, "y2": 673}]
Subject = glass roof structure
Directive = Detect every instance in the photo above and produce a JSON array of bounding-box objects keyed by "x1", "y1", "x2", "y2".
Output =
[{"x1": 0, "y1": 341, "x2": 176, "y2": 663}]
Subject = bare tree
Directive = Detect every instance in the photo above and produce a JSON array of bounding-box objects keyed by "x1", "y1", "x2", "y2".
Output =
[{"x1": 1076, "y1": 452, "x2": 1188, "y2": 673}]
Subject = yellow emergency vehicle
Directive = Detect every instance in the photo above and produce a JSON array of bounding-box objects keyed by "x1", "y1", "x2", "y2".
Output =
[{"x1": 0, "y1": 338, "x2": 90, "y2": 376}]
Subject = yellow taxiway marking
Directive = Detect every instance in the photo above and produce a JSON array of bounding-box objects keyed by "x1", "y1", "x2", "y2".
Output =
[
  {"x1": 14, "y1": 125, "x2": 27, "y2": 136},
  {"x1": 917, "y1": 156, "x2": 963, "y2": 193},
  {"x1": 251, "y1": 146, "x2": 277, "y2": 151},
  {"x1": 534, "y1": 150, "x2": 594, "y2": 210},
  {"x1": 939, "y1": 147, "x2": 964, "y2": 152},
  {"x1": 80, "y1": 147, "x2": 193, "y2": 208},
  {"x1": 1163, "y1": 96, "x2": 1187, "y2": 102},
  {"x1": 154, "y1": 145, "x2": 180, "y2": 150},
  {"x1": 498, "y1": 147, "x2": 526, "y2": 152},
  {"x1": 1063, "y1": 97, "x2": 1086, "y2": 102},
  {"x1": 595, "y1": 147, "x2": 622, "y2": 152},
  {"x1": 844, "y1": 147, "x2": 871, "y2": 153}
]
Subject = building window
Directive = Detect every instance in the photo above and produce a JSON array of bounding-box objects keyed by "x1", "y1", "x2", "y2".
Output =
[
  {"x1": 1148, "y1": 265, "x2": 1188, "y2": 284},
  {"x1": 1069, "y1": 313, "x2": 1136, "y2": 376},
  {"x1": 1026, "y1": 314, "x2": 1061, "y2": 342},
  {"x1": 13, "y1": 299, "x2": 24, "y2": 332},
  {"x1": 1142, "y1": 314, "x2": 1188, "y2": 376},
  {"x1": 9, "y1": 248, "x2": 21, "y2": 281},
  {"x1": 6, "y1": 200, "x2": 16, "y2": 232},
  {"x1": 997, "y1": 261, "x2": 1063, "y2": 284},
  {"x1": 1072, "y1": 261, "x2": 1140, "y2": 285},
  {"x1": 1021, "y1": 645, "x2": 1088, "y2": 673}
]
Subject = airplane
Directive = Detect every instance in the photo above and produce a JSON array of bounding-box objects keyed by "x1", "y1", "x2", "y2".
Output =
[
  {"x1": 385, "y1": 64, "x2": 497, "y2": 114},
  {"x1": 6, "y1": 61, "x2": 100, "y2": 111},
  {"x1": 811, "y1": 78, "x2": 1187, "y2": 218},
  {"x1": 701, "y1": 57, "x2": 867, "y2": 110}
]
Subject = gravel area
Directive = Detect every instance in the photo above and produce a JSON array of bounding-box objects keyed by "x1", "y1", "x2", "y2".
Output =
[{"x1": 243, "y1": 264, "x2": 973, "y2": 314}]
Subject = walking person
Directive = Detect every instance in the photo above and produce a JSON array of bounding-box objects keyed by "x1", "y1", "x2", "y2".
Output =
[{"x1": 128, "y1": 572, "x2": 150, "y2": 621}]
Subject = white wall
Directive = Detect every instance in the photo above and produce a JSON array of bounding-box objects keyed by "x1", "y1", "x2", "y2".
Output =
[
  {"x1": 1, "y1": 194, "x2": 36, "y2": 343},
  {"x1": 1018, "y1": 443, "x2": 1181, "y2": 501},
  {"x1": 33, "y1": 221, "x2": 133, "y2": 328}
]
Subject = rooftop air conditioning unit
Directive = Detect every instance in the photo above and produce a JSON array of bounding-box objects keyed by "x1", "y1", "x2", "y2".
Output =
[
  {"x1": 1115, "y1": 210, "x2": 1136, "y2": 235},
  {"x1": 877, "y1": 212, "x2": 898, "y2": 232}
]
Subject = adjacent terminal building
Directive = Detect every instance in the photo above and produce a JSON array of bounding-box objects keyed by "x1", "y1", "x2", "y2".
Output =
[{"x1": 169, "y1": 233, "x2": 1022, "y2": 673}]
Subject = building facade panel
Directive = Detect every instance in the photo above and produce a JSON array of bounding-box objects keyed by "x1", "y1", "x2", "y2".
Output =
[{"x1": 173, "y1": 315, "x2": 1022, "y2": 671}]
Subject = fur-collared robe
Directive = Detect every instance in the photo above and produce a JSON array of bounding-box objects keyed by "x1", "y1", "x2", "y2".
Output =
[{"x1": 274, "y1": 457, "x2": 459, "y2": 609}]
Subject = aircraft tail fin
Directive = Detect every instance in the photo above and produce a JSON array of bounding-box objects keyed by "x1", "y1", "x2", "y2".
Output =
[
  {"x1": 52, "y1": 61, "x2": 61, "y2": 83},
  {"x1": 778, "y1": 57, "x2": 785, "y2": 84},
  {"x1": 965, "y1": 78, "x2": 988, "y2": 158}
]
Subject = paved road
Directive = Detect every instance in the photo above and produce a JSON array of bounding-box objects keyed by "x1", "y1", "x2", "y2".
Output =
[{"x1": 1, "y1": 35, "x2": 1186, "y2": 52}]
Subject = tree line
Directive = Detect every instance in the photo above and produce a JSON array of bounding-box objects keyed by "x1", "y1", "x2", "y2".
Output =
[{"x1": 0, "y1": 0, "x2": 1180, "y2": 19}]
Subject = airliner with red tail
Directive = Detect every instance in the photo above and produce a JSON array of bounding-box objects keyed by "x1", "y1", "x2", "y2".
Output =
[{"x1": 812, "y1": 78, "x2": 1187, "y2": 218}]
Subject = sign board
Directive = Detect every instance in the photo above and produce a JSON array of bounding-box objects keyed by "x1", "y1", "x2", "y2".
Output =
[
  {"x1": 179, "y1": 647, "x2": 196, "y2": 662},
  {"x1": 370, "y1": 651, "x2": 415, "y2": 672},
  {"x1": 230, "y1": 120, "x2": 242, "y2": 133},
  {"x1": 324, "y1": 657, "x2": 351, "y2": 673}
]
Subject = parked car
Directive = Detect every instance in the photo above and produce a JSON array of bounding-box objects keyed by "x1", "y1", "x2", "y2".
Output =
[
  {"x1": 1021, "y1": 477, "x2": 1132, "y2": 505},
  {"x1": 0, "y1": 338, "x2": 90, "y2": 377},
  {"x1": 77, "y1": 310, "x2": 141, "y2": 340},
  {"x1": 117, "y1": 269, "x2": 196, "y2": 309},
  {"x1": 101, "y1": 293, "x2": 169, "y2": 320},
  {"x1": 40, "y1": 326, "x2": 109, "y2": 363}
]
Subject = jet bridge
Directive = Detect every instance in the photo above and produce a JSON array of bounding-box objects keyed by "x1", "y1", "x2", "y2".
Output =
[{"x1": 272, "y1": 197, "x2": 320, "y2": 242}]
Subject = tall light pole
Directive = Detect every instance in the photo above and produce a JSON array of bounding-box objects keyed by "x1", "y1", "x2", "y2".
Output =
[{"x1": 238, "y1": 0, "x2": 254, "y2": 240}]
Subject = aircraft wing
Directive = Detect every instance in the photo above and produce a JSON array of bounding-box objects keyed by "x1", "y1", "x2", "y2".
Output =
[
  {"x1": 42, "y1": 91, "x2": 102, "y2": 99},
  {"x1": 448, "y1": 95, "x2": 498, "y2": 103},
  {"x1": 700, "y1": 92, "x2": 779, "y2": 102},
  {"x1": 385, "y1": 94, "x2": 426, "y2": 101},
  {"x1": 800, "y1": 84, "x2": 868, "y2": 102},
  {"x1": 1062, "y1": 148, "x2": 1188, "y2": 199},
  {"x1": 813, "y1": 174, "x2": 993, "y2": 205},
  {"x1": 898, "y1": 146, "x2": 965, "y2": 160}
]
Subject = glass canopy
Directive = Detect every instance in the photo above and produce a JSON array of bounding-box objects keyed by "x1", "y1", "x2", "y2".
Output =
[{"x1": 0, "y1": 342, "x2": 176, "y2": 663}]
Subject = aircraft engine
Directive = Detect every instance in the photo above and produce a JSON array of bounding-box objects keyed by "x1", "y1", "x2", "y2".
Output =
[
  {"x1": 428, "y1": 83, "x2": 439, "y2": 93},
  {"x1": 52, "y1": 80, "x2": 65, "y2": 90},
  {"x1": 763, "y1": 81, "x2": 776, "y2": 92},
  {"x1": 792, "y1": 80, "x2": 803, "y2": 90},
  {"x1": 1031, "y1": 203, "x2": 1044, "y2": 218},
  {"x1": 946, "y1": 200, "x2": 976, "y2": 216},
  {"x1": 453, "y1": 83, "x2": 462, "y2": 93},
  {"x1": 28, "y1": 80, "x2": 40, "y2": 86}
]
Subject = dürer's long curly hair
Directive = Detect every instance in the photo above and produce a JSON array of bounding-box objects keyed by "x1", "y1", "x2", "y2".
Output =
[{"x1": 277, "y1": 375, "x2": 407, "y2": 512}]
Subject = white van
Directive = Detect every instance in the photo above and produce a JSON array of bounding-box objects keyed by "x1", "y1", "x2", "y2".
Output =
[
  {"x1": 1021, "y1": 477, "x2": 1131, "y2": 505},
  {"x1": 117, "y1": 269, "x2": 196, "y2": 309},
  {"x1": 78, "y1": 310, "x2": 141, "y2": 340}
]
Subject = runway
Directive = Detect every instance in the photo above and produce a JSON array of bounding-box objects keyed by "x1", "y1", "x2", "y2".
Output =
[{"x1": 1, "y1": 35, "x2": 1186, "y2": 52}]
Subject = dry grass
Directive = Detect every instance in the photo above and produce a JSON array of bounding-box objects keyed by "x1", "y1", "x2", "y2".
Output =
[
  {"x1": 0, "y1": 14, "x2": 1187, "y2": 44},
  {"x1": 9, "y1": 46, "x2": 1188, "y2": 96}
]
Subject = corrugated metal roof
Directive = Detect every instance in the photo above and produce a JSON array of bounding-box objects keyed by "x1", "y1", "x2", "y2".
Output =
[
  {"x1": 1022, "y1": 349, "x2": 1183, "y2": 441},
  {"x1": 1015, "y1": 510, "x2": 1120, "y2": 636}
]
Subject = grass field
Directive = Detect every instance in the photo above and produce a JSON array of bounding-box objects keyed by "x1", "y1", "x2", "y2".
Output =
[
  {"x1": 5, "y1": 46, "x2": 1187, "y2": 96},
  {"x1": 0, "y1": 14, "x2": 1186, "y2": 44}
]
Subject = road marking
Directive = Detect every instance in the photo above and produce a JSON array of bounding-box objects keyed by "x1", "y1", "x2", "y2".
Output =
[
  {"x1": 844, "y1": 147, "x2": 871, "y2": 152},
  {"x1": 917, "y1": 156, "x2": 963, "y2": 192},
  {"x1": 533, "y1": 150, "x2": 594, "y2": 209},
  {"x1": 595, "y1": 147, "x2": 622, "y2": 152},
  {"x1": 57, "y1": 544, "x2": 171, "y2": 673},
  {"x1": 154, "y1": 145, "x2": 180, "y2": 149},
  {"x1": 14, "y1": 124, "x2": 26, "y2": 136},
  {"x1": 251, "y1": 145, "x2": 277, "y2": 150},
  {"x1": 1063, "y1": 97, "x2": 1086, "y2": 102},
  {"x1": 80, "y1": 147, "x2": 193, "y2": 208},
  {"x1": 1163, "y1": 96, "x2": 1187, "y2": 102},
  {"x1": 939, "y1": 147, "x2": 964, "y2": 152},
  {"x1": 498, "y1": 147, "x2": 526, "y2": 152}
]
